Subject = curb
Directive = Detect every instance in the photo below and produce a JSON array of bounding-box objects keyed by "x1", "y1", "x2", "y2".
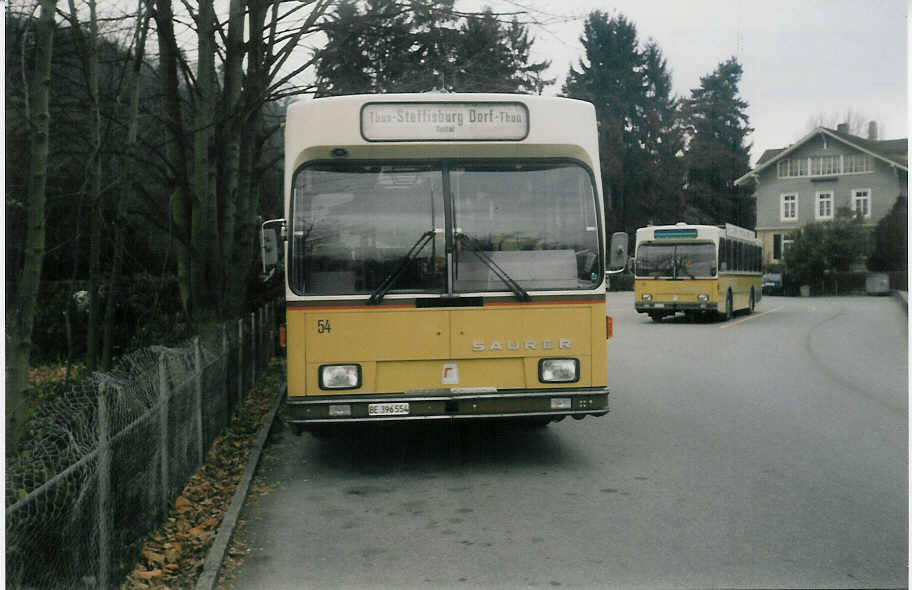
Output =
[{"x1": 195, "y1": 383, "x2": 286, "y2": 590}]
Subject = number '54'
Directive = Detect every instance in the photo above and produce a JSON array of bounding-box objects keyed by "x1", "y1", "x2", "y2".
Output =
[{"x1": 317, "y1": 319, "x2": 332, "y2": 334}]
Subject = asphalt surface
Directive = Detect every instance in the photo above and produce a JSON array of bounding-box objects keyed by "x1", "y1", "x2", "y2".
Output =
[{"x1": 222, "y1": 293, "x2": 908, "y2": 589}]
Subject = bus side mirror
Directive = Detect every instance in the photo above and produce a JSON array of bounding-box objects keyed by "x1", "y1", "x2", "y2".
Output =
[
  {"x1": 261, "y1": 218, "x2": 286, "y2": 278},
  {"x1": 607, "y1": 232, "x2": 628, "y2": 274}
]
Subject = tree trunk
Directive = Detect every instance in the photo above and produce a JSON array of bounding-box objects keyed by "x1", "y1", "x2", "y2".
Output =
[
  {"x1": 85, "y1": 0, "x2": 103, "y2": 371},
  {"x1": 6, "y1": 0, "x2": 58, "y2": 449},
  {"x1": 226, "y1": 0, "x2": 268, "y2": 316},
  {"x1": 102, "y1": 3, "x2": 150, "y2": 370},
  {"x1": 193, "y1": 0, "x2": 218, "y2": 316},
  {"x1": 152, "y1": 0, "x2": 193, "y2": 327},
  {"x1": 219, "y1": 0, "x2": 246, "y2": 318}
]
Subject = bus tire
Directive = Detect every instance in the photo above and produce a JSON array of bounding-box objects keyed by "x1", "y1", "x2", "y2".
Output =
[
  {"x1": 721, "y1": 291, "x2": 733, "y2": 321},
  {"x1": 648, "y1": 312, "x2": 662, "y2": 322}
]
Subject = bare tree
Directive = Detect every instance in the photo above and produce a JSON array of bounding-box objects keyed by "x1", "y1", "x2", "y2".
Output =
[
  {"x1": 7, "y1": 0, "x2": 59, "y2": 449},
  {"x1": 149, "y1": 0, "x2": 194, "y2": 323},
  {"x1": 102, "y1": 0, "x2": 151, "y2": 370},
  {"x1": 806, "y1": 108, "x2": 871, "y2": 136},
  {"x1": 63, "y1": 0, "x2": 106, "y2": 369}
]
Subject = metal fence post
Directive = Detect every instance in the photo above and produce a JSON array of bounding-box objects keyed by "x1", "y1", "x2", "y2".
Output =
[
  {"x1": 193, "y1": 336, "x2": 204, "y2": 465},
  {"x1": 266, "y1": 303, "x2": 273, "y2": 361},
  {"x1": 97, "y1": 383, "x2": 111, "y2": 590},
  {"x1": 260, "y1": 306, "x2": 267, "y2": 366},
  {"x1": 250, "y1": 312, "x2": 257, "y2": 385},
  {"x1": 268, "y1": 302, "x2": 274, "y2": 360},
  {"x1": 238, "y1": 318, "x2": 244, "y2": 400},
  {"x1": 158, "y1": 353, "x2": 170, "y2": 513},
  {"x1": 222, "y1": 323, "x2": 230, "y2": 427}
]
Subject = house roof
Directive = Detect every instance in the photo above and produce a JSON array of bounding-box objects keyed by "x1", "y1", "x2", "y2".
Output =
[{"x1": 735, "y1": 127, "x2": 908, "y2": 186}]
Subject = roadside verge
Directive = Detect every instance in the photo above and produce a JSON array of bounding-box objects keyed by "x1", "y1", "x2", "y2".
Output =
[{"x1": 195, "y1": 383, "x2": 285, "y2": 590}]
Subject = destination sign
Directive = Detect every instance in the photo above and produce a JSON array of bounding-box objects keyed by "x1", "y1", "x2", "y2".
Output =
[
  {"x1": 654, "y1": 228, "x2": 698, "y2": 239},
  {"x1": 361, "y1": 102, "x2": 529, "y2": 141}
]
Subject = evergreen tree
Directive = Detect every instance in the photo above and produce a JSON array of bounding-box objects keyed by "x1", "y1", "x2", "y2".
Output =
[
  {"x1": 313, "y1": 2, "x2": 551, "y2": 96},
  {"x1": 681, "y1": 57, "x2": 753, "y2": 226},
  {"x1": 500, "y1": 15, "x2": 554, "y2": 94},
  {"x1": 451, "y1": 10, "x2": 515, "y2": 92},
  {"x1": 867, "y1": 195, "x2": 907, "y2": 271},
  {"x1": 314, "y1": 1, "x2": 374, "y2": 97},
  {"x1": 639, "y1": 41, "x2": 685, "y2": 224},
  {"x1": 562, "y1": 11, "x2": 682, "y2": 233}
]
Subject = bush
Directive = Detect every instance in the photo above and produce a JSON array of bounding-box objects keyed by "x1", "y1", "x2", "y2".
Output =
[
  {"x1": 24, "y1": 275, "x2": 185, "y2": 364},
  {"x1": 607, "y1": 272, "x2": 634, "y2": 291},
  {"x1": 868, "y1": 196, "x2": 907, "y2": 271},
  {"x1": 783, "y1": 208, "x2": 868, "y2": 289}
]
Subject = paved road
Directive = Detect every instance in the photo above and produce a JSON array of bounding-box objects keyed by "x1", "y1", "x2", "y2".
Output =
[{"x1": 230, "y1": 294, "x2": 907, "y2": 589}]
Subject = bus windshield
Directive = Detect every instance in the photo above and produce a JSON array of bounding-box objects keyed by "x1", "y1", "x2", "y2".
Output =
[
  {"x1": 635, "y1": 242, "x2": 716, "y2": 279},
  {"x1": 290, "y1": 160, "x2": 601, "y2": 295}
]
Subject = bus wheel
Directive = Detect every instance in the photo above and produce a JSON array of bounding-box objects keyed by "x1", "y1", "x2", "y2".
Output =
[{"x1": 721, "y1": 291, "x2": 733, "y2": 321}]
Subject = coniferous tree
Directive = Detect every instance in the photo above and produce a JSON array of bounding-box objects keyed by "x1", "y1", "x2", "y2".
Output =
[
  {"x1": 681, "y1": 57, "x2": 754, "y2": 226},
  {"x1": 868, "y1": 196, "x2": 907, "y2": 271},
  {"x1": 313, "y1": 2, "x2": 551, "y2": 96},
  {"x1": 639, "y1": 41, "x2": 685, "y2": 224},
  {"x1": 453, "y1": 10, "x2": 519, "y2": 92},
  {"x1": 562, "y1": 11, "x2": 682, "y2": 233}
]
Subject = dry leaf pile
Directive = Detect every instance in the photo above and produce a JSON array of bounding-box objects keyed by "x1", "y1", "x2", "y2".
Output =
[{"x1": 121, "y1": 358, "x2": 285, "y2": 589}]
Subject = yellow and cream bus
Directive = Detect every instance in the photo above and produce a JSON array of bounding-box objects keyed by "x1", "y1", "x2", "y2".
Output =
[
  {"x1": 278, "y1": 93, "x2": 627, "y2": 434},
  {"x1": 633, "y1": 223, "x2": 762, "y2": 322}
]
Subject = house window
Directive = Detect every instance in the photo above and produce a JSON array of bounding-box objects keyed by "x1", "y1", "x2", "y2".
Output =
[
  {"x1": 777, "y1": 158, "x2": 808, "y2": 178},
  {"x1": 810, "y1": 155, "x2": 840, "y2": 176},
  {"x1": 782, "y1": 239, "x2": 795, "y2": 258},
  {"x1": 783, "y1": 238, "x2": 794, "y2": 255},
  {"x1": 781, "y1": 193, "x2": 798, "y2": 221},
  {"x1": 773, "y1": 234, "x2": 782, "y2": 260},
  {"x1": 815, "y1": 191, "x2": 833, "y2": 220},
  {"x1": 852, "y1": 189, "x2": 871, "y2": 219},
  {"x1": 844, "y1": 154, "x2": 873, "y2": 174}
]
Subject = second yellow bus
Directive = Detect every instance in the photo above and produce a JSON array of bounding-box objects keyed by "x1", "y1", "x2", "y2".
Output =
[{"x1": 633, "y1": 223, "x2": 762, "y2": 322}]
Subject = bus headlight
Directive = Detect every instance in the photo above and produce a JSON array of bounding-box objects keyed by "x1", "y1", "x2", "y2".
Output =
[
  {"x1": 697, "y1": 293, "x2": 709, "y2": 302},
  {"x1": 319, "y1": 364, "x2": 362, "y2": 390},
  {"x1": 641, "y1": 293, "x2": 653, "y2": 302},
  {"x1": 539, "y1": 358, "x2": 579, "y2": 383}
]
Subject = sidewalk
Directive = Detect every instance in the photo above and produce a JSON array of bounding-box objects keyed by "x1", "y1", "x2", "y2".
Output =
[{"x1": 893, "y1": 290, "x2": 907, "y2": 313}]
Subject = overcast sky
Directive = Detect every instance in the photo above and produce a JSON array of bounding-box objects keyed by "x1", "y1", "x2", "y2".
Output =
[{"x1": 459, "y1": 0, "x2": 909, "y2": 166}]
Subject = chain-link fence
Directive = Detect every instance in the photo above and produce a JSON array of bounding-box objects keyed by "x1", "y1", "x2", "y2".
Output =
[{"x1": 6, "y1": 300, "x2": 282, "y2": 589}]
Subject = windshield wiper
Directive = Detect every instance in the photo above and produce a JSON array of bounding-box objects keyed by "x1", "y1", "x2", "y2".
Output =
[
  {"x1": 455, "y1": 232, "x2": 531, "y2": 302},
  {"x1": 367, "y1": 230, "x2": 436, "y2": 305}
]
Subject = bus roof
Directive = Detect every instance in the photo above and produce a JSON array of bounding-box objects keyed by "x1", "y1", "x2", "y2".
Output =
[
  {"x1": 635, "y1": 223, "x2": 760, "y2": 245},
  {"x1": 284, "y1": 93, "x2": 599, "y2": 166}
]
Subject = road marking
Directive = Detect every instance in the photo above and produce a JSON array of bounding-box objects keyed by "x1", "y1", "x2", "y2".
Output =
[{"x1": 719, "y1": 305, "x2": 785, "y2": 328}]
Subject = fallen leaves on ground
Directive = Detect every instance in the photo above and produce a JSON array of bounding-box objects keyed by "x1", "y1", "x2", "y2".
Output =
[{"x1": 121, "y1": 358, "x2": 285, "y2": 589}]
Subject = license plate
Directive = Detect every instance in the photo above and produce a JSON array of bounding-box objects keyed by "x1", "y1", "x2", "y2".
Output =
[
  {"x1": 368, "y1": 402, "x2": 410, "y2": 416},
  {"x1": 654, "y1": 303, "x2": 665, "y2": 308}
]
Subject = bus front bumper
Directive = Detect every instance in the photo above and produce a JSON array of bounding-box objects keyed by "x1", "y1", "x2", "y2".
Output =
[
  {"x1": 635, "y1": 301, "x2": 718, "y2": 314},
  {"x1": 284, "y1": 387, "x2": 609, "y2": 424}
]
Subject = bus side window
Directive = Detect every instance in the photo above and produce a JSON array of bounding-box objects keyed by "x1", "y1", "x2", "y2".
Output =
[{"x1": 719, "y1": 238, "x2": 728, "y2": 272}]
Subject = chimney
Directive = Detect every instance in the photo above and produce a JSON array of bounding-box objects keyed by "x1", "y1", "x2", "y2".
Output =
[
  {"x1": 868, "y1": 121, "x2": 878, "y2": 140},
  {"x1": 836, "y1": 123, "x2": 849, "y2": 134}
]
